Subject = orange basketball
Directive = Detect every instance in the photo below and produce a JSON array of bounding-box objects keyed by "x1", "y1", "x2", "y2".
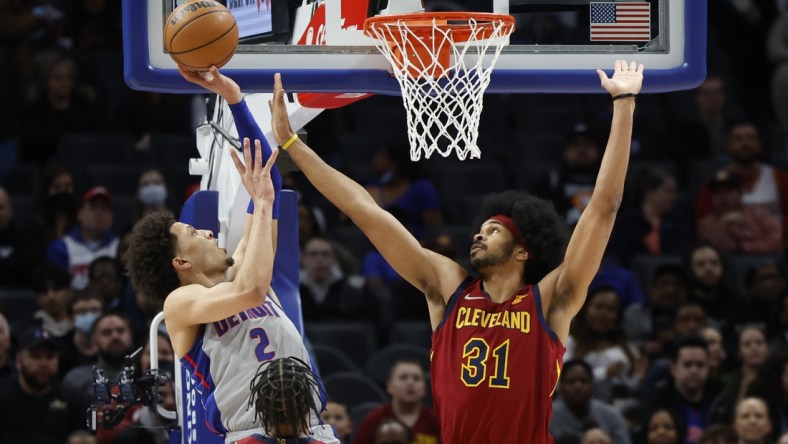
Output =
[{"x1": 164, "y1": 0, "x2": 239, "y2": 71}]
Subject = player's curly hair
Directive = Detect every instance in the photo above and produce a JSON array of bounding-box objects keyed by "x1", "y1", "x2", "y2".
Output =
[
  {"x1": 249, "y1": 357, "x2": 322, "y2": 437},
  {"x1": 125, "y1": 211, "x2": 180, "y2": 307},
  {"x1": 472, "y1": 191, "x2": 569, "y2": 284}
]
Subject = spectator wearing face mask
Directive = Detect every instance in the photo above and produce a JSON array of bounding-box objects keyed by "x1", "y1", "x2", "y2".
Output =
[
  {"x1": 34, "y1": 165, "x2": 77, "y2": 247},
  {"x1": 132, "y1": 168, "x2": 171, "y2": 225},
  {"x1": 69, "y1": 289, "x2": 104, "y2": 365}
]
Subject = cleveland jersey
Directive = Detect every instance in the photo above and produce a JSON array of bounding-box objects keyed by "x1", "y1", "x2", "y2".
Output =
[
  {"x1": 431, "y1": 277, "x2": 565, "y2": 443},
  {"x1": 180, "y1": 296, "x2": 328, "y2": 442}
]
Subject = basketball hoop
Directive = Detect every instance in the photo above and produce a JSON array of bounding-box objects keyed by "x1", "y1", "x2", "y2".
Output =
[{"x1": 364, "y1": 12, "x2": 515, "y2": 160}]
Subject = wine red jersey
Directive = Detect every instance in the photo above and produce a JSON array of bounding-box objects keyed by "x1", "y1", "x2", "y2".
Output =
[{"x1": 431, "y1": 277, "x2": 565, "y2": 443}]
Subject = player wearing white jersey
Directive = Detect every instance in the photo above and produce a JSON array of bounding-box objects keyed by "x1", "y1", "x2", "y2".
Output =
[{"x1": 126, "y1": 136, "x2": 337, "y2": 443}]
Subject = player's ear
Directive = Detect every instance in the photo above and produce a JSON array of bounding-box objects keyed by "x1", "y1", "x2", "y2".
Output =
[
  {"x1": 515, "y1": 247, "x2": 529, "y2": 262},
  {"x1": 172, "y1": 256, "x2": 191, "y2": 271}
]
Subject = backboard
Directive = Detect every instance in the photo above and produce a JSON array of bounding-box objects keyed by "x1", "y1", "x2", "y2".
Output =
[{"x1": 124, "y1": 0, "x2": 706, "y2": 94}]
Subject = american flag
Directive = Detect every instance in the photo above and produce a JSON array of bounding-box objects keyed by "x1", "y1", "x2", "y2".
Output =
[{"x1": 590, "y1": 2, "x2": 651, "y2": 42}]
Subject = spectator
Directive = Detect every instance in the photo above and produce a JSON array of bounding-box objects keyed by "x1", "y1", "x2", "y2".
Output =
[
  {"x1": 771, "y1": 293, "x2": 788, "y2": 350},
  {"x1": 694, "y1": 122, "x2": 788, "y2": 249},
  {"x1": 700, "y1": 325, "x2": 728, "y2": 379},
  {"x1": 132, "y1": 168, "x2": 171, "y2": 225},
  {"x1": 580, "y1": 428, "x2": 613, "y2": 444},
  {"x1": 372, "y1": 418, "x2": 411, "y2": 444},
  {"x1": 736, "y1": 263, "x2": 787, "y2": 332},
  {"x1": 19, "y1": 54, "x2": 98, "y2": 166},
  {"x1": 635, "y1": 408, "x2": 686, "y2": 444},
  {"x1": 299, "y1": 236, "x2": 368, "y2": 322},
  {"x1": 531, "y1": 122, "x2": 601, "y2": 226},
  {"x1": 564, "y1": 286, "x2": 639, "y2": 400},
  {"x1": 732, "y1": 397, "x2": 774, "y2": 444},
  {"x1": 645, "y1": 336, "x2": 723, "y2": 444},
  {"x1": 355, "y1": 360, "x2": 440, "y2": 444},
  {"x1": 699, "y1": 424, "x2": 737, "y2": 444},
  {"x1": 66, "y1": 430, "x2": 97, "y2": 444},
  {"x1": 319, "y1": 401, "x2": 352, "y2": 444},
  {"x1": 34, "y1": 165, "x2": 77, "y2": 247},
  {"x1": 46, "y1": 186, "x2": 119, "y2": 290},
  {"x1": 609, "y1": 166, "x2": 694, "y2": 266},
  {"x1": 0, "y1": 312, "x2": 12, "y2": 379},
  {"x1": 711, "y1": 325, "x2": 771, "y2": 425},
  {"x1": 0, "y1": 327, "x2": 84, "y2": 443},
  {"x1": 550, "y1": 359, "x2": 631, "y2": 443},
  {"x1": 674, "y1": 302, "x2": 708, "y2": 339},
  {"x1": 62, "y1": 313, "x2": 134, "y2": 397},
  {"x1": 683, "y1": 243, "x2": 738, "y2": 326},
  {"x1": 86, "y1": 256, "x2": 124, "y2": 310},
  {"x1": 364, "y1": 142, "x2": 442, "y2": 238},
  {"x1": 30, "y1": 264, "x2": 73, "y2": 339},
  {"x1": 746, "y1": 351, "x2": 788, "y2": 436},
  {"x1": 696, "y1": 171, "x2": 782, "y2": 254},
  {"x1": 624, "y1": 264, "x2": 688, "y2": 346},
  {"x1": 673, "y1": 75, "x2": 741, "y2": 163},
  {"x1": 0, "y1": 185, "x2": 38, "y2": 286},
  {"x1": 768, "y1": 10, "x2": 788, "y2": 135},
  {"x1": 70, "y1": 289, "x2": 103, "y2": 364}
]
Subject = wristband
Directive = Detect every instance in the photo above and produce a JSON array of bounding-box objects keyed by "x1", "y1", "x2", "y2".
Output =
[
  {"x1": 279, "y1": 133, "x2": 299, "y2": 151},
  {"x1": 612, "y1": 93, "x2": 637, "y2": 101}
]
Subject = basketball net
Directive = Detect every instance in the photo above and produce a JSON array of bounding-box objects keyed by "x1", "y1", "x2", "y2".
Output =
[{"x1": 364, "y1": 13, "x2": 514, "y2": 160}]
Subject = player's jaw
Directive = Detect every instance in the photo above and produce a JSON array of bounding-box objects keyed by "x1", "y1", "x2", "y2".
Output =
[{"x1": 469, "y1": 239, "x2": 516, "y2": 272}]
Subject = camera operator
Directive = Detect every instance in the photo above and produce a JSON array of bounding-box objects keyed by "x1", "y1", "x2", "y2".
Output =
[{"x1": 0, "y1": 327, "x2": 85, "y2": 443}]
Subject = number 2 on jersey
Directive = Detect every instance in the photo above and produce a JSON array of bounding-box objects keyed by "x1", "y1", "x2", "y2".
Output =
[
  {"x1": 250, "y1": 328, "x2": 275, "y2": 362},
  {"x1": 461, "y1": 338, "x2": 510, "y2": 388}
]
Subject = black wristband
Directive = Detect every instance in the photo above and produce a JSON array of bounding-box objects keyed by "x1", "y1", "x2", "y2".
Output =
[{"x1": 612, "y1": 93, "x2": 637, "y2": 101}]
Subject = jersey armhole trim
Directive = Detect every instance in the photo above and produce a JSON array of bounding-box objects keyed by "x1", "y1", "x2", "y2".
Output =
[
  {"x1": 433, "y1": 276, "x2": 475, "y2": 333},
  {"x1": 533, "y1": 284, "x2": 560, "y2": 343}
]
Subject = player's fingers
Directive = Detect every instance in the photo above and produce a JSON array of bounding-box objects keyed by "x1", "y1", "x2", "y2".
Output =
[
  {"x1": 637, "y1": 63, "x2": 645, "y2": 74},
  {"x1": 243, "y1": 138, "x2": 252, "y2": 171},
  {"x1": 229, "y1": 149, "x2": 245, "y2": 175},
  {"x1": 615, "y1": 59, "x2": 622, "y2": 73},
  {"x1": 254, "y1": 139, "x2": 263, "y2": 172},
  {"x1": 629, "y1": 60, "x2": 636, "y2": 72},
  {"x1": 268, "y1": 99, "x2": 273, "y2": 112},
  {"x1": 263, "y1": 148, "x2": 279, "y2": 175},
  {"x1": 596, "y1": 69, "x2": 607, "y2": 83}
]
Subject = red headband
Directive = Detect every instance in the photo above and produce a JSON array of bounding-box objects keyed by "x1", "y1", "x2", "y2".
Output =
[{"x1": 487, "y1": 215, "x2": 532, "y2": 258}]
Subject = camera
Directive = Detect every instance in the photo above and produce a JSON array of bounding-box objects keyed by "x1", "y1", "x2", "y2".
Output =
[{"x1": 86, "y1": 348, "x2": 174, "y2": 431}]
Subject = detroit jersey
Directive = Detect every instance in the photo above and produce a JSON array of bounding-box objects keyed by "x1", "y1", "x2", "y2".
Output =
[
  {"x1": 431, "y1": 277, "x2": 565, "y2": 443},
  {"x1": 181, "y1": 296, "x2": 327, "y2": 442}
]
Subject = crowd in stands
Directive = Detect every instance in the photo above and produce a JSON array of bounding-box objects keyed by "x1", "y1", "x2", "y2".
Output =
[{"x1": 1, "y1": 0, "x2": 788, "y2": 443}]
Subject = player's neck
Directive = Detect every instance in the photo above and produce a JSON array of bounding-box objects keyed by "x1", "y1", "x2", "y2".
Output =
[
  {"x1": 481, "y1": 268, "x2": 526, "y2": 303},
  {"x1": 180, "y1": 270, "x2": 225, "y2": 288}
]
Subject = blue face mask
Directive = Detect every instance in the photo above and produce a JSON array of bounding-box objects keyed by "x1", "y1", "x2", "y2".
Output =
[
  {"x1": 74, "y1": 312, "x2": 100, "y2": 333},
  {"x1": 138, "y1": 184, "x2": 167, "y2": 206}
]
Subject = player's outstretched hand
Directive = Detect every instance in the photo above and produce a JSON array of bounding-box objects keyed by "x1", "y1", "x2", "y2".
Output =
[
  {"x1": 268, "y1": 73, "x2": 295, "y2": 147},
  {"x1": 230, "y1": 138, "x2": 280, "y2": 206},
  {"x1": 177, "y1": 65, "x2": 243, "y2": 104},
  {"x1": 596, "y1": 60, "x2": 644, "y2": 97}
]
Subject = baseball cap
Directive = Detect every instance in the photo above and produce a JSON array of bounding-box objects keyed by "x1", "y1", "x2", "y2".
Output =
[
  {"x1": 19, "y1": 327, "x2": 57, "y2": 351},
  {"x1": 708, "y1": 170, "x2": 740, "y2": 192},
  {"x1": 82, "y1": 186, "x2": 113, "y2": 207},
  {"x1": 565, "y1": 122, "x2": 600, "y2": 147}
]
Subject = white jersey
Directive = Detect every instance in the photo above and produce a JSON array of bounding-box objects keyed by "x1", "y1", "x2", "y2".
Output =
[{"x1": 180, "y1": 295, "x2": 330, "y2": 442}]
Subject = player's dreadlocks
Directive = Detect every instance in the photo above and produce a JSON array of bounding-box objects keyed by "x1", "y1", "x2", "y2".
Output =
[{"x1": 248, "y1": 357, "x2": 321, "y2": 437}]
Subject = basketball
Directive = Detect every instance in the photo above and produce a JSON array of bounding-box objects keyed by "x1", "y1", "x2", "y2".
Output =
[{"x1": 164, "y1": 0, "x2": 239, "y2": 71}]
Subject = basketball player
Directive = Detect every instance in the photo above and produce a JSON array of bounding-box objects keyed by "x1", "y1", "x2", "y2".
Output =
[
  {"x1": 237, "y1": 357, "x2": 328, "y2": 444},
  {"x1": 125, "y1": 138, "x2": 337, "y2": 443},
  {"x1": 182, "y1": 60, "x2": 643, "y2": 442}
]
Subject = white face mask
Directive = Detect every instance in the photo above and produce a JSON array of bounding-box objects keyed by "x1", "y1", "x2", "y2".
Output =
[
  {"x1": 138, "y1": 184, "x2": 167, "y2": 205},
  {"x1": 74, "y1": 312, "x2": 100, "y2": 333}
]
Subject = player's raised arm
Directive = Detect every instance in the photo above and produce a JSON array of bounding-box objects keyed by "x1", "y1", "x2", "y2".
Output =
[
  {"x1": 178, "y1": 66, "x2": 281, "y2": 279},
  {"x1": 165, "y1": 142, "x2": 279, "y2": 329},
  {"x1": 269, "y1": 74, "x2": 467, "y2": 316},
  {"x1": 543, "y1": 60, "x2": 643, "y2": 342}
]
